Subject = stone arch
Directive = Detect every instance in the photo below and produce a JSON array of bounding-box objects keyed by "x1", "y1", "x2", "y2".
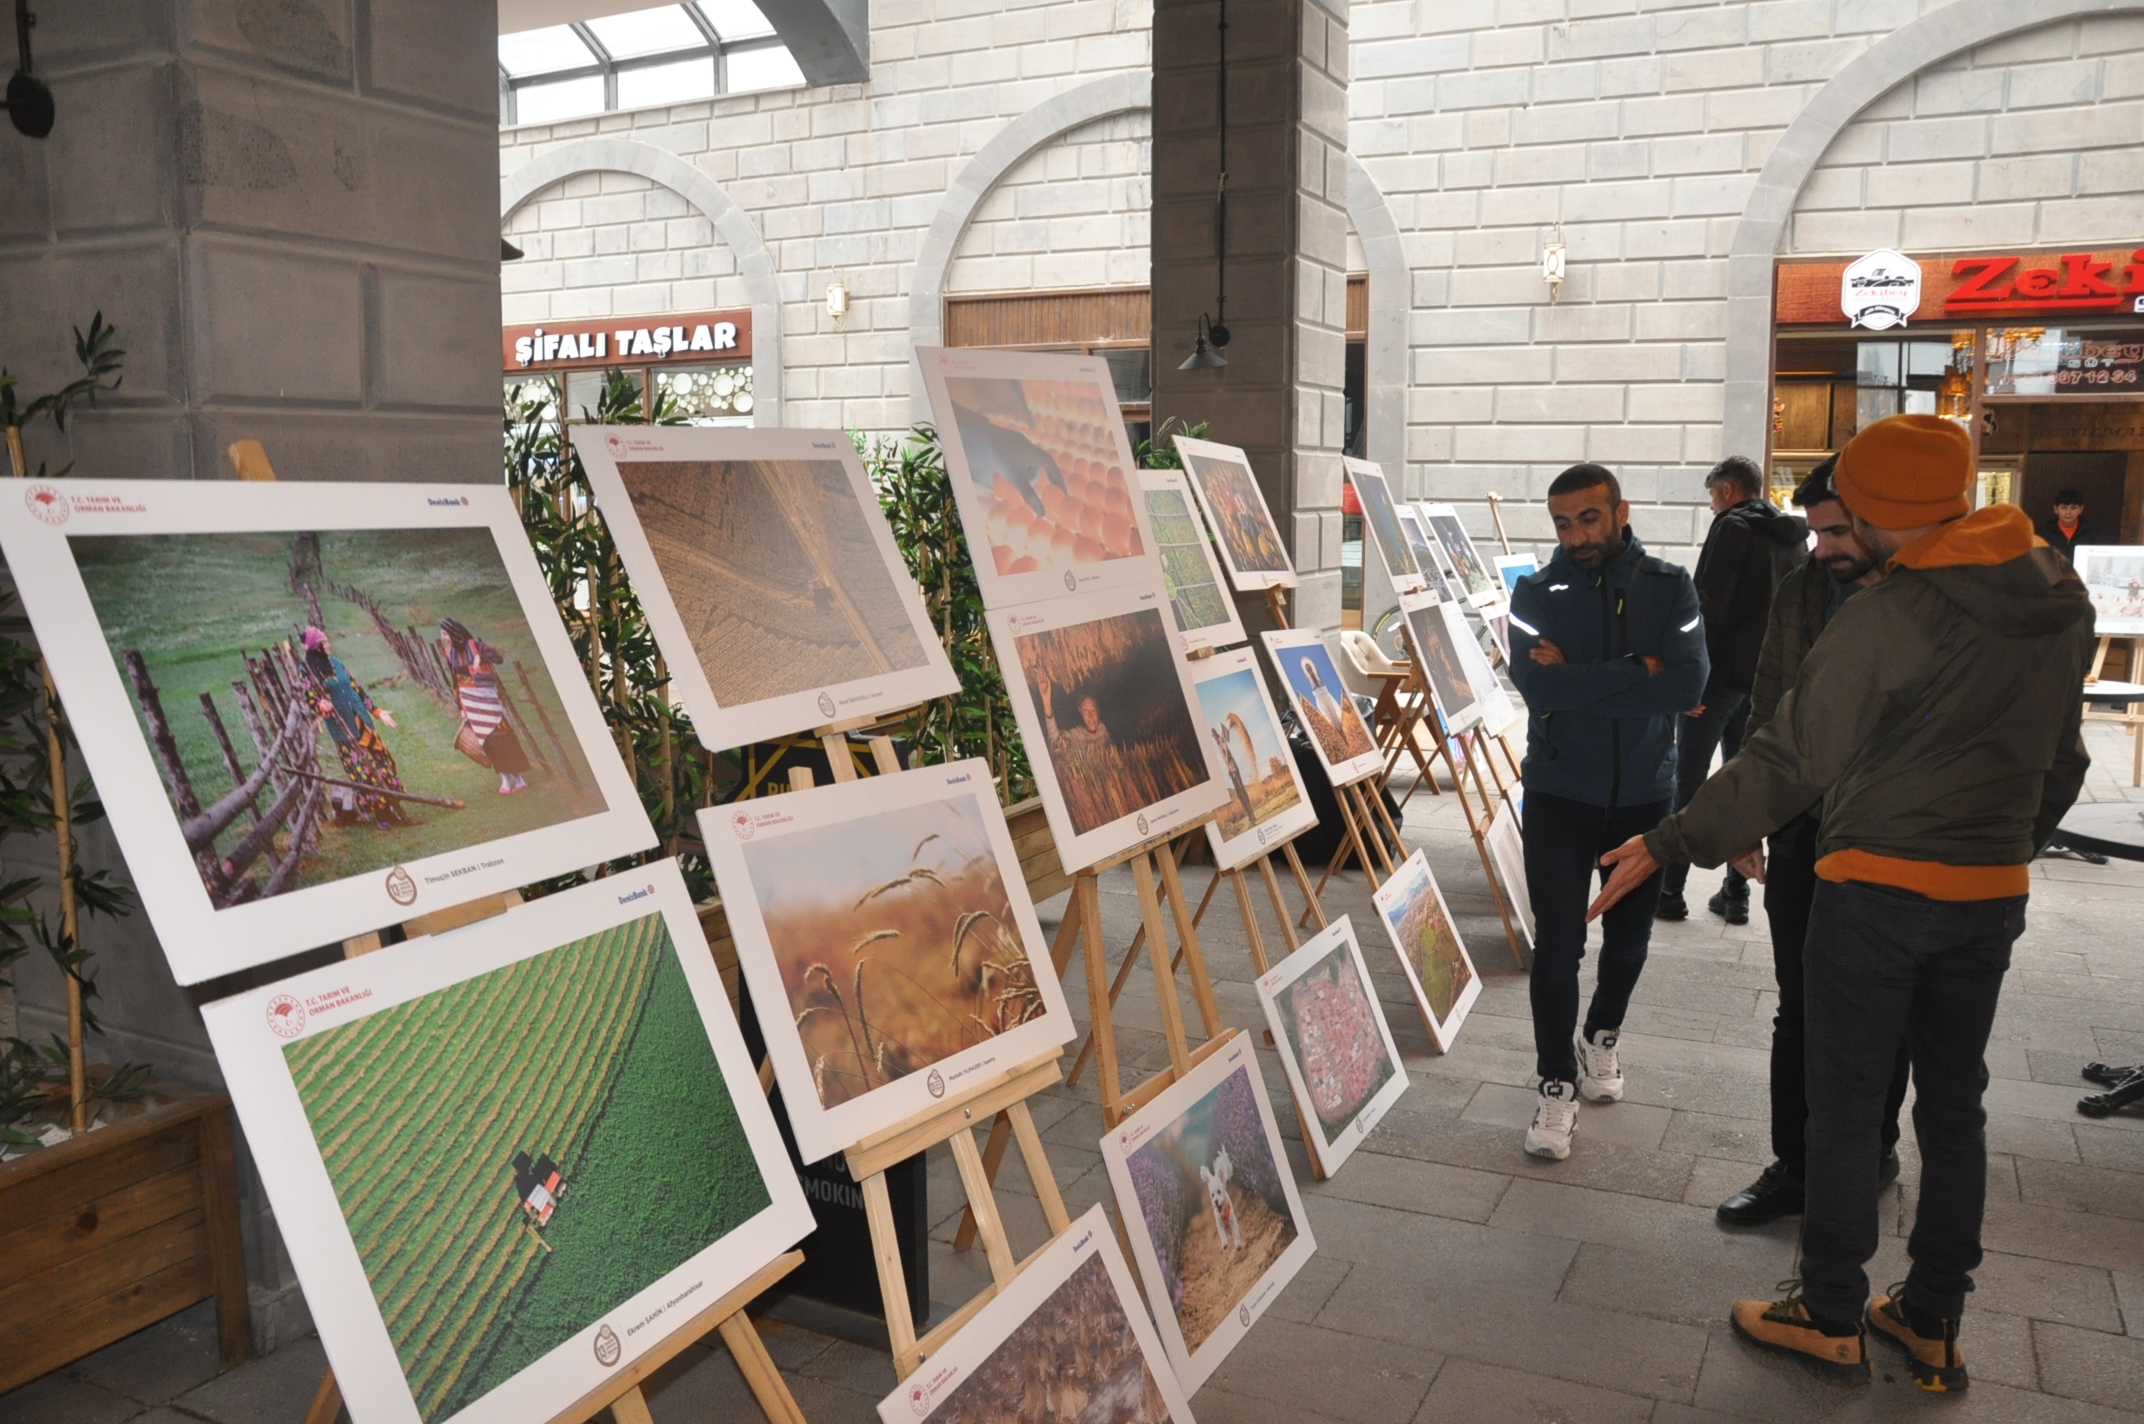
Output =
[
  {"x1": 501, "y1": 139, "x2": 783, "y2": 426},
  {"x1": 907, "y1": 74, "x2": 1416, "y2": 460},
  {"x1": 1722, "y1": 0, "x2": 2144, "y2": 458}
]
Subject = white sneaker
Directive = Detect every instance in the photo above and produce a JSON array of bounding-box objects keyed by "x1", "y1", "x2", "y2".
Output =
[
  {"x1": 1575, "y1": 1027, "x2": 1624, "y2": 1103},
  {"x1": 1525, "y1": 1080, "x2": 1580, "y2": 1159}
]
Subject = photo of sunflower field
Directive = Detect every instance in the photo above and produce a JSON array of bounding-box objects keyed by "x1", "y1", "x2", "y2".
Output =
[{"x1": 282, "y1": 912, "x2": 769, "y2": 1423}]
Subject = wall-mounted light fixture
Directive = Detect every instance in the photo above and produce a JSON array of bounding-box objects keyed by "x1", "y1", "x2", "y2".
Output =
[
  {"x1": 5, "y1": 1, "x2": 54, "y2": 139},
  {"x1": 826, "y1": 281, "x2": 850, "y2": 323},
  {"x1": 1180, "y1": 0, "x2": 1232, "y2": 372},
  {"x1": 1541, "y1": 226, "x2": 1567, "y2": 304}
]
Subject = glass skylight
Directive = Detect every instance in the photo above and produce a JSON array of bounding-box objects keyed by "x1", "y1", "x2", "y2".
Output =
[{"x1": 499, "y1": 2, "x2": 800, "y2": 127}]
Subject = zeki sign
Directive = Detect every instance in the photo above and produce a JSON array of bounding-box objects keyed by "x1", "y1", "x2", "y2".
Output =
[
  {"x1": 501, "y1": 310, "x2": 751, "y2": 373},
  {"x1": 1841, "y1": 249, "x2": 1923, "y2": 330}
]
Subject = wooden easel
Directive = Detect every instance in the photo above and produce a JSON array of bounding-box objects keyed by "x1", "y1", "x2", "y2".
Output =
[
  {"x1": 229, "y1": 441, "x2": 810, "y2": 1424},
  {"x1": 780, "y1": 721, "x2": 1083, "y2": 1385}
]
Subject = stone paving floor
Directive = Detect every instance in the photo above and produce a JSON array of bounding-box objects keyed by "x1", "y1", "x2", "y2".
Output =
[{"x1": 9, "y1": 721, "x2": 2144, "y2": 1423}]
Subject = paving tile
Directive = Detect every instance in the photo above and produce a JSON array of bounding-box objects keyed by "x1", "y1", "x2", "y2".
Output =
[
  {"x1": 0, "y1": 1373, "x2": 142, "y2": 1424},
  {"x1": 1986, "y1": 1111, "x2": 2084, "y2": 1164},
  {"x1": 2033, "y1": 1319, "x2": 2144, "y2": 1412},
  {"x1": 1203, "y1": 1316, "x2": 1438, "y2": 1423},
  {"x1": 1962, "y1": 1308, "x2": 2044, "y2": 1392},
  {"x1": 2016, "y1": 1157, "x2": 2144, "y2": 1222},
  {"x1": 171, "y1": 1335, "x2": 329, "y2": 1424},
  {"x1": 1185, "y1": 1384, "x2": 1361, "y2": 1424},
  {"x1": 2077, "y1": 1123, "x2": 2144, "y2": 1174},
  {"x1": 1660, "y1": 1108, "x2": 1774, "y2": 1165},
  {"x1": 67, "y1": 1300, "x2": 225, "y2": 1405},
  {"x1": 1409, "y1": 1356, "x2": 1653, "y2": 1423},
  {"x1": 1980, "y1": 1200, "x2": 2144, "y2": 1275},
  {"x1": 2118, "y1": 1271, "x2": 2144, "y2": 1336},
  {"x1": 1265, "y1": 1251, "x2": 1351, "y2": 1326},
  {"x1": 1464, "y1": 1081, "x2": 1673, "y2": 1151},
  {"x1": 1972, "y1": 1249, "x2": 2123, "y2": 1332},
  {"x1": 1307, "y1": 1145, "x2": 1510, "y2": 1224}
]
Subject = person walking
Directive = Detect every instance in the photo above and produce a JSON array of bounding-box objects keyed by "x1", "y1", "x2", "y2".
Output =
[
  {"x1": 440, "y1": 617, "x2": 534, "y2": 796},
  {"x1": 1589, "y1": 415, "x2": 2093, "y2": 1391},
  {"x1": 1658, "y1": 456, "x2": 1806, "y2": 926},
  {"x1": 1505, "y1": 464, "x2": 1707, "y2": 1160},
  {"x1": 1712, "y1": 458, "x2": 1910, "y2": 1228},
  {"x1": 2039, "y1": 487, "x2": 2104, "y2": 563}
]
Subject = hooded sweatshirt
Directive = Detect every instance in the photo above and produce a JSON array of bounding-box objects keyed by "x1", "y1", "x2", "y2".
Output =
[
  {"x1": 1644, "y1": 504, "x2": 2094, "y2": 900},
  {"x1": 1693, "y1": 498, "x2": 1808, "y2": 698}
]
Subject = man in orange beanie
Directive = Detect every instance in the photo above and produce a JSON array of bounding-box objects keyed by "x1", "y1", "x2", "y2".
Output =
[{"x1": 1587, "y1": 414, "x2": 2094, "y2": 1391}]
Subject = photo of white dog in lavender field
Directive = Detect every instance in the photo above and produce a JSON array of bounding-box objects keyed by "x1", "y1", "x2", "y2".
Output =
[{"x1": 1122, "y1": 1062, "x2": 1299, "y2": 1354}]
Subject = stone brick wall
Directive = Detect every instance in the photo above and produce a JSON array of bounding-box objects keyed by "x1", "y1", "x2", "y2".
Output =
[{"x1": 946, "y1": 111, "x2": 1151, "y2": 293}]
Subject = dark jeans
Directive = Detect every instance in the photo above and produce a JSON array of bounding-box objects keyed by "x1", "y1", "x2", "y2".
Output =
[
  {"x1": 1763, "y1": 814, "x2": 1910, "y2": 1171},
  {"x1": 1664, "y1": 693, "x2": 1750, "y2": 898},
  {"x1": 1524, "y1": 789, "x2": 1668, "y2": 1084},
  {"x1": 1801, "y1": 879, "x2": 2023, "y2": 1327}
]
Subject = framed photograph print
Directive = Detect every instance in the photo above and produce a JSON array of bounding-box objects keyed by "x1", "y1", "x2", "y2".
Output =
[
  {"x1": 877, "y1": 1204, "x2": 1193, "y2": 1424},
  {"x1": 991, "y1": 586, "x2": 1227, "y2": 872},
  {"x1": 1399, "y1": 592, "x2": 1485, "y2": 734},
  {"x1": 1485, "y1": 799, "x2": 1535, "y2": 947},
  {"x1": 1493, "y1": 552, "x2": 1538, "y2": 601},
  {"x1": 2074, "y1": 546, "x2": 2144, "y2": 636},
  {"x1": 1417, "y1": 502, "x2": 1501, "y2": 606},
  {"x1": 1254, "y1": 915, "x2": 1409, "y2": 1176},
  {"x1": 698, "y1": 760, "x2": 1076, "y2": 1164},
  {"x1": 1190, "y1": 647, "x2": 1317, "y2": 870},
  {"x1": 572, "y1": 426, "x2": 959, "y2": 751},
  {"x1": 1342, "y1": 458, "x2": 1424, "y2": 595},
  {"x1": 200, "y1": 861, "x2": 811, "y2": 1424},
  {"x1": 1394, "y1": 504, "x2": 1459, "y2": 603},
  {"x1": 0, "y1": 479, "x2": 653, "y2": 984},
  {"x1": 1173, "y1": 434, "x2": 1298, "y2": 591},
  {"x1": 1100, "y1": 1031, "x2": 1315, "y2": 1393},
  {"x1": 915, "y1": 346, "x2": 1161, "y2": 608},
  {"x1": 1371, "y1": 849, "x2": 1483, "y2": 1053},
  {"x1": 1139, "y1": 466, "x2": 1248, "y2": 655},
  {"x1": 1259, "y1": 628, "x2": 1383, "y2": 786}
]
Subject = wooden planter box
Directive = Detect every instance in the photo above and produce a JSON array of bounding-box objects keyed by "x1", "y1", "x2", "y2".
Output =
[{"x1": 0, "y1": 1084, "x2": 252, "y2": 1392}]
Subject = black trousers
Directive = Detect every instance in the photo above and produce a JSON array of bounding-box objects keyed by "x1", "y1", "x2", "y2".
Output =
[
  {"x1": 1663, "y1": 692, "x2": 1750, "y2": 898},
  {"x1": 1763, "y1": 814, "x2": 1910, "y2": 1172},
  {"x1": 1801, "y1": 879, "x2": 2023, "y2": 1327},
  {"x1": 1524, "y1": 789, "x2": 1668, "y2": 1084}
]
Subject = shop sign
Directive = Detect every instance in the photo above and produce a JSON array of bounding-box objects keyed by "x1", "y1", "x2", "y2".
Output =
[
  {"x1": 1777, "y1": 247, "x2": 2144, "y2": 325},
  {"x1": 501, "y1": 310, "x2": 752, "y2": 372},
  {"x1": 1840, "y1": 249, "x2": 1922, "y2": 330}
]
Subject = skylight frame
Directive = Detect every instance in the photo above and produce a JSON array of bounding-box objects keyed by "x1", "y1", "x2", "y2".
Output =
[{"x1": 498, "y1": 2, "x2": 796, "y2": 127}]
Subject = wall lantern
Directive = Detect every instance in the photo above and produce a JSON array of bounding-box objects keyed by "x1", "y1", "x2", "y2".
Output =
[
  {"x1": 5, "y1": 1, "x2": 54, "y2": 139},
  {"x1": 826, "y1": 281, "x2": 851, "y2": 322},
  {"x1": 1541, "y1": 228, "x2": 1567, "y2": 304}
]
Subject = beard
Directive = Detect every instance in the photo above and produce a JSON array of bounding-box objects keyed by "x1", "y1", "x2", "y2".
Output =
[
  {"x1": 1567, "y1": 526, "x2": 1626, "y2": 570},
  {"x1": 1824, "y1": 550, "x2": 1878, "y2": 583}
]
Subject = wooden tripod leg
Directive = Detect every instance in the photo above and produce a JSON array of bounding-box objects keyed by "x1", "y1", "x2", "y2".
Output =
[
  {"x1": 1227, "y1": 866, "x2": 1273, "y2": 975},
  {"x1": 951, "y1": 1111, "x2": 1013, "y2": 1253},
  {"x1": 1132, "y1": 853, "x2": 1193, "y2": 1088},
  {"x1": 1154, "y1": 846, "x2": 1223, "y2": 1038},
  {"x1": 303, "y1": 1371, "x2": 342, "y2": 1424},
  {"x1": 1068, "y1": 914, "x2": 1147, "y2": 1088},
  {"x1": 1007, "y1": 1099, "x2": 1073, "y2": 1234},
  {"x1": 716, "y1": 1312, "x2": 809, "y2": 1424},
  {"x1": 609, "y1": 1388, "x2": 657, "y2": 1424},
  {"x1": 862, "y1": 1169, "x2": 921, "y2": 1371},
  {"x1": 1254, "y1": 853, "x2": 1300, "y2": 954},
  {"x1": 1281, "y1": 841, "x2": 1329, "y2": 931},
  {"x1": 1075, "y1": 874, "x2": 1126, "y2": 1119},
  {"x1": 1187, "y1": 862, "x2": 1224, "y2": 930},
  {"x1": 948, "y1": 1128, "x2": 1019, "y2": 1285},
  {"x1": 1313, "y1": 785, "x2": 1378, "y2": 902},
  {"x1": 1361, "y1": 781, "x2": 1404, "y2": 874}
]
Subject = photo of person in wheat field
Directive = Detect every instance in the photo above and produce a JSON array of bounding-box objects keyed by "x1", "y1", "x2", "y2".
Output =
[
  {"x1": 1181, "y1": 449, "x2": 1290, "y2": 578},
  {"x1": 1013, "y1": 608, "x2": 1210, "y2": 836},
  {"x1": 1125, "y1": 1063, "x2": 1300, "y2": 1356},
  {"x1": 70, "y1": 528, "x2": 606, "y2": 908},
  {"x1": 917, "y1": 1250, "x2": 1173, "y2": 1424},
  {"x1": 738, "y1": 795, "x2": 1048, "y2": 1112}
]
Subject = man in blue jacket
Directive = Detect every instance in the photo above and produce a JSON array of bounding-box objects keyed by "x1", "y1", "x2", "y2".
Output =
[{"x1": 1506, "y1": 464, "x2": 1708, "y2": 1159}]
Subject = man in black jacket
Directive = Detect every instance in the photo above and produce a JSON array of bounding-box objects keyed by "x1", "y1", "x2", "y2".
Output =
[
  {"x1": 1506, "y1": 464, "x2": 1707, "y2": 1160},
  {"x1": 1658, "y1": 456, "x2": 1806, "y2": 926}
]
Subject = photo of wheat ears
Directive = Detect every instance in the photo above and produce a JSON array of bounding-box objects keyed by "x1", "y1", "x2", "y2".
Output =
[{"x1": 738, "y1": 796, "x2": 1047, "y2": 1110}]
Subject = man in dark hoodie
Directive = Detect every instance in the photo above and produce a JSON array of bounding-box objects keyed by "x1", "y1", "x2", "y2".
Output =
[
  {"x1": 1588, "y1": 415, "x2": 2094, "y2": 1393},
  {"x1": 1505, "y1": 464, "x2": 1707, "y2": 1161},
  {"x1": 1658, "y1": 456, "x2": 1807, "y2": 926}
]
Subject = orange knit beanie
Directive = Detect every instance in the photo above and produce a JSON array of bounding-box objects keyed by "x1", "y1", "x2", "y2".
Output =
[{"x1": 1833, "y1": 414, "x2": 1972, "y2": 530}]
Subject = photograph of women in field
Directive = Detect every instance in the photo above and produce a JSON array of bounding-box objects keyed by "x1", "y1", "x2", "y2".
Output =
[
  {"x1": 1257, "y1": 917, "x2": 1410, "y2": 1175},
  {"x1": 1261, "y1": 630, "x2": 1382, "y2": 784},
  {"x1": 1191, "y1": 650, "x2": 1313, "y2": 867},
  {"x1": 1104, "y1": 1038, "x2": 1314, "y2": 1389},
  {"x1": 1373, "y1": 849, "x2": 1482, "y2": 1052},
  {"x1": 881, "y1": 1206, "x2": 1191, "y2": 1424},
  {"x1": 1000, "y1": 598, "x2": 1218, "y2": 869},
  {"x1": 738, "y1": 799, "x2": 1043, "y2": 1109},
  {"x1": 1140, "y1": 467, "x2": 1245, "y2": 653},
  {"x1": 72, "y1": 528, "x2": 608, "y2": 911},
  {"x1": 1175, "y1": 435, "x2": 1297, "y2": 590},
  {"x1": 203, "y1": 867, "x2": 808, "y2": 1424}
]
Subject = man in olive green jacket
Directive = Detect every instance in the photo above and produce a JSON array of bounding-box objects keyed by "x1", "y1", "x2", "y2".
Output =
[{"x1": 1588, "y1": 415, "x2": 2093, "y2": 1392}]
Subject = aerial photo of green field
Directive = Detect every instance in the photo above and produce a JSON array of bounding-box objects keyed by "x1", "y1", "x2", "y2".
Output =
[
  {"x1": 70, "y1": 528, "x2": 606, "y2": 906},
  {"x1": 283, "y1": 913, "x2": 770, "y2": 1422}
]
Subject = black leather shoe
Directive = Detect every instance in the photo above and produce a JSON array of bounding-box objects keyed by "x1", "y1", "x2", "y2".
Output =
[
  {"x1": 1656, "y1": 891, "x2": 1688, "y2": 921},
  {"x1": 1718, "y1": 1160, "x2": 1803, "y2": 1225},
  {"x1": 1708, "y1": 889, "x2": 1750, "y2": 925},
  {"x1": 1878, "y1": 1147, "x2": 1901, "y2": 1187}
]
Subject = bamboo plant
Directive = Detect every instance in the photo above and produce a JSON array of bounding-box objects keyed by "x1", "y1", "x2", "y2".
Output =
[{"x1": 0, "y1": 315, "x2": 144, "y2": 1144}]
